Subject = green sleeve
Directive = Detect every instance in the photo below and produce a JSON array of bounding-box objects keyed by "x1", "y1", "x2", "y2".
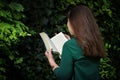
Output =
[{"x1": 53, "y1": 42, "x2": 73, "y2": 80}]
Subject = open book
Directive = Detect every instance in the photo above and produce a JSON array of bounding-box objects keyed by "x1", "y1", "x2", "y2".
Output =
[{"x1": 39, "y1": 32, "x2": 68, "y2": 55}]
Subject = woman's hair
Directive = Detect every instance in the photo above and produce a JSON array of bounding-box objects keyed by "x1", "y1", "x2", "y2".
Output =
[{"x1": 68, "y1": 5, "x2": 106, "y2": 58}]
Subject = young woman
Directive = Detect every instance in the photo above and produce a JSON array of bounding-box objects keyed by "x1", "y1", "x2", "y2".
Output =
[{"x1": 45, "y1": 5, "x2": 106, "y2": 80}]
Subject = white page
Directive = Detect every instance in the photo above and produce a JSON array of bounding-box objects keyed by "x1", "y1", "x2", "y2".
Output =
[
  {"x1": 51, "y1": 32, "x2": 68, "y2": 55},
  {"x1": 40, "y1": 32, "x2": 58, "y2": 52}
]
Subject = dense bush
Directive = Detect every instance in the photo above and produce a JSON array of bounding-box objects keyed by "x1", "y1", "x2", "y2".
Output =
[
  {"x1": 0, "y1": 0, "x2": 119, "y2": 80},
  {"x1": 0, "y1": 1, "x2": 29, "y2": 80}
]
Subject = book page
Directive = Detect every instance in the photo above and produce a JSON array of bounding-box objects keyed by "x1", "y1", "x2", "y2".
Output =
[
  {"x1": 51, "y1": 32, "x2": 68, "y2": 55},
  {"x1": 40, "y1": 32, "x2": 58, "y2": 52}
]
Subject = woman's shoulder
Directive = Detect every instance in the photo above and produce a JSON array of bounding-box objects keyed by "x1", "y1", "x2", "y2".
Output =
[
  {"x1": 64, "y1": 38, "x2": 77, "y2": 45},
  {"x1": 64, "y1": 37, "x2": 82, "y2": 50},
  {"x1": 63, "y1": 38, "x2": 84, "y2": 60},
  {"x1": 69, "y1": 38, "x2": 76, "y2": 42}
]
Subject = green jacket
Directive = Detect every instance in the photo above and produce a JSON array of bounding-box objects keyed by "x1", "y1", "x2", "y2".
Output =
[{"x1": 54, "y1": 38, "x2": 100, "y2": 80}]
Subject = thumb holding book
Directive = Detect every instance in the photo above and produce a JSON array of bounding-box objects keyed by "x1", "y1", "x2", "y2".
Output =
[
  {"x1": 64, "y1": 34, "x2": 71, "y2": 40},
  {"x1": 45, "y1": 49, "x2": 53, "y2": 59}
]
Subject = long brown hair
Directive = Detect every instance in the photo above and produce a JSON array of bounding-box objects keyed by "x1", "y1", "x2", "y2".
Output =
[{"x1": 68, "y1": 5, "x2": 106, "y2": 58}]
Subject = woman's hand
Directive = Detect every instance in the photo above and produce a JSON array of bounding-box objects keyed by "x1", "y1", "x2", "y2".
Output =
[
  {"x1": 45, "y1": 49, "x2": 53, "y2": 60},
  {"x1": 45, "y1": 49, "x2": 59, "y2": 70},
  {"x1": 64, "y1": 34, "x2": 71, "y2": 40}
]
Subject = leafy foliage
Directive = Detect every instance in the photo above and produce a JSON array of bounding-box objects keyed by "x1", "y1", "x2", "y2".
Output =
[
  {"x1": 16, "y1": 35, "x2": 60, "y2": 80},
  {"x1": 0, "y1": 1, "x2": 28, "y2": 80},
  {"x1": 100, "y1": 57, "x2": 116, "y2": 79}
]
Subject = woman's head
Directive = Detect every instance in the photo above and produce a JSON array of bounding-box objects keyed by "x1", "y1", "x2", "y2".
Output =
[
  {"x1": 67, "y1": 5, "x2": 106, "y2": 58},
  {"x1": 67, "y1": 19, "x2": 74, "y2": 35}
]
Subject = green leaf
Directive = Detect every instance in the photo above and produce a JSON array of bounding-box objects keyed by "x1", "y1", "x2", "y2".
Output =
[
  {"x1": 9, "y1": 2, "x2": 24, "y2": 12},
  {"x1": 9, "y1": 54, "x2": 14, "y2": 60},
  {"x1": 0, "y1": 67, "x2": 6, "y2": 73},
  {"x1": 14, "y1": 57, "x2": 23, "y2": 64},
  {"x1": 0, "y1": 10, "x2": 7, "y2": 17}
]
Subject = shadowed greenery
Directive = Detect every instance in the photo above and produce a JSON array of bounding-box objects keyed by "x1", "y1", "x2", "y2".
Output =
[{"x1": 0, "y1": 0, "x2": 119, "y2": 80}]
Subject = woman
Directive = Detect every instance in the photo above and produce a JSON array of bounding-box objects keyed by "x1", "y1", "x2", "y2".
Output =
[{"x1": 45, "y1": 5, "x2": 106, "y2": 80}]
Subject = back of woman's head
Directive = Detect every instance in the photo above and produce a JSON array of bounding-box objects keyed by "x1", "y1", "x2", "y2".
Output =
[{"x1": 68, "y1": 5, "x2": 106, "y2": 58}]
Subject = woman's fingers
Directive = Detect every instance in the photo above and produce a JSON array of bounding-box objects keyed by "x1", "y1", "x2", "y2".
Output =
[
  {"x1": 64, "y1": 34, "x2": 71, "y2": 40},
  {"x1": 45, "y1": 49, "x2": 53, "y2": 59}
]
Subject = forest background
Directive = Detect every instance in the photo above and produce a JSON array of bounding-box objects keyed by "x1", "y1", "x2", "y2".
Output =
[{"x1": 0, "y1": 0, "x2": 120, "y2": 80}]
